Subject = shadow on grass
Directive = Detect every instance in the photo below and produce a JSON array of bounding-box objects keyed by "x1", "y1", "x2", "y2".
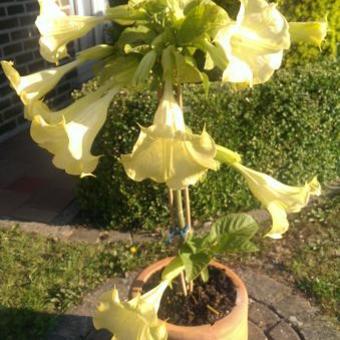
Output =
[{"x1": 0, "y1": 306, "x2": 111, "y2": 340}]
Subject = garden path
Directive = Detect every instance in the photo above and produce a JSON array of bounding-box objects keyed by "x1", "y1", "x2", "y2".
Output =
[
  {"x1": 0, "y1": 131, "x2": 77, "y2": 224},
  {"x1": 47, "y1": 266, "x2": 340, "y2": 340}
]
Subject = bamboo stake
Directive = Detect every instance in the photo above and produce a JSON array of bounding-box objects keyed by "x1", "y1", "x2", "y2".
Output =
[{"x1": 180, "y1": 271, "x2": 188, "y2": 297}]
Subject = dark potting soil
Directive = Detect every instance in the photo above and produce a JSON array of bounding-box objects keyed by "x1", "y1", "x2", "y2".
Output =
[{"x1": 142, "y1": 267, "x2": 237, "y2": 326}]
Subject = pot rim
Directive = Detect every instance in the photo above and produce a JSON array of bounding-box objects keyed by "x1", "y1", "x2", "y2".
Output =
[{"x1": 130, "y1": 257, "x2": 248, "y2": 332}]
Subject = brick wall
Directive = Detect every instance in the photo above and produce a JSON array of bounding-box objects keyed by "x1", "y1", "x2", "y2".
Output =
[{"x1": 0, "y1": 0, "x2": 78, "y2": 142}]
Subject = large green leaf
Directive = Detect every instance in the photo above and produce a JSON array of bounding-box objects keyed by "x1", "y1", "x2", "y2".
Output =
[
  {"x1": 209, "y1": 213, "x2": 259, "y2": 253},
  {"x1": 180, "y1": 252, "x2": 211, "y2": 282}
]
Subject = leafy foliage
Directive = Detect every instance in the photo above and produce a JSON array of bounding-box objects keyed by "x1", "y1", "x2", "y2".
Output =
[
  {"x1": 77, "y1": 59, "x2": 339, "y2": 230},
  {"x1": 164, "y1": 213, "x2": 259, "y2": 282}
]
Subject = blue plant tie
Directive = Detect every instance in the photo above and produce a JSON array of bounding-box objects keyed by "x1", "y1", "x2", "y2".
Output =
[{"x1": 166, "y1": 225, "x2": 190, "y2": 244}]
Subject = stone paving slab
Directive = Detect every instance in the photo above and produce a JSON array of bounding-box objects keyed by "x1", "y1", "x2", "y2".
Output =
[
  {"x1": 0, "y1": 131, "x2": 76, "y2": 223},
  {"x1": 46, "y1": 266, "x2": 340, "y2": 340},
  {"x1": 0, "y1": 219, "x2": 133, "y2": 243}
]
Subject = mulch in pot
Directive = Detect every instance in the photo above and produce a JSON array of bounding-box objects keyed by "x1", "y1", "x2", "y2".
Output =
[{"x1": 142, "y1": 266, "x2": 237, "y2": 326}]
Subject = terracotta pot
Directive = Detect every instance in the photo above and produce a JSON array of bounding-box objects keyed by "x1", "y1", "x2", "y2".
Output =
[{"x1": 130, "y1": 257, "x2": 248, "y2": 340}]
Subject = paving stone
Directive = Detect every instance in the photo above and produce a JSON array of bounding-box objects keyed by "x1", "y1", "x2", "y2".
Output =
[
  {"x1": 6, "y1": 176, "x2": 48, "y2": 194},
  {"x1": 249, "y1": 300, "x2": 280, "y2": 330},
  {"x1": 0, "y1": 159, "x2": 29, "y2": 188},
  {"x1": 47, "y1": 315, "x2": 92, "y2": 340},
  {"x1": 23, "y1": 184, "x2": 74, "y2": 211},
  {"x1": 0, "y1": 131, "x2": 76, "y2": 223},
  {"x1": 68, "y1": 228, "x2": 101, "y2": 243},
  {"x1": 299, "y1": 320, "x2": 340, "y2": 340},
  {"x1": 0, "y1": 189, "x2": 30, "y2": 216},
  {"x1": 238, "y1": 268, "x2": 292, "y2": 305},
  {"x1": 274, "y1": 294, "x2": 317, "y2": 323},
  {"x1": 12, "y1": 206, "x2": 59, "y2": 223},
  {"x1": 268, "y1": 321, "x2": 301, "y2": 340},
  {"x1": 249, "y1": 321, "x2": 268, "y2": 340}
]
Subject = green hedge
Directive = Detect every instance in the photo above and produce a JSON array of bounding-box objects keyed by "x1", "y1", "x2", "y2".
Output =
[{"x1": 77, "y1": 60, "x2": 339, "y2": 230}]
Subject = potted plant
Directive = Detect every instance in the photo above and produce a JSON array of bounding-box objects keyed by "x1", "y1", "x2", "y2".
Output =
[{"x1": 1, "y1": 0, "x2": 327, "y2": 339}]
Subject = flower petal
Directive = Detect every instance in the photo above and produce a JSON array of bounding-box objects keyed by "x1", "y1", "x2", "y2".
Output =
[
  {"x1": 30, "y1": 89, "x2": 117, "y2": 177},
  {"x1": 215, "y1": 144, "x2": 242, "y2": 164},
  {"x1": 266, "y1": 201, "x2": 289, "y2": 239},
  {"x1": 1, "y1": 59, "x2": 80, "y2": 107},
  {"x1": 93, "y1": 281, "x2": 169, "y2": 340},
  {"x1": 121, "y1": 129, "x2": 218, "y2": 189},
  {"x1": 121, "y1": 83, "x2": 218, "y2": 189},
  {"x1": 216, "y1": 0, "x2": 290, "y2": 85},
  {"x1": 289, "y1": 21, "x2": 328, "y2": 47},
  {"x1": 36, "y1": 0, "x2": 106, "y2": 63},
  {"x1": 232, "y1": 162, "x2": 321, "y2": 238}
]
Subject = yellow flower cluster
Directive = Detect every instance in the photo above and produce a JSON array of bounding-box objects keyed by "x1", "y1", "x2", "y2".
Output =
[{"x1": 1, "y1": 0, "x2": 327, "y2": 179}]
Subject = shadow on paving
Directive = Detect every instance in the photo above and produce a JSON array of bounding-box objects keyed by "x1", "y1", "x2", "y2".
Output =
[
  {"x1": 0, "y1": 306, "x2": 111, "y2": 340},
  {"x1": 0, "y1": 130, "x2": 77, "y2": 225}
]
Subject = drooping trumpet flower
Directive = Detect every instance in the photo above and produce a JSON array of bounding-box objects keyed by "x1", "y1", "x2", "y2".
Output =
[
  {"x1": 1, "y1": 45, "x2": 114, "y2": 109},
  {"x1": 121, "y1": 83, "x2": 219, "y2": 189},
  {"x1": 215, "y1": 0, "x2": 291, "y2": 86},
  {"x1": 215, "y1": 146, "x2": 321, "y2": 238},
  {"x1": 30, "y1": 88, "x2": 118, "y2": 177},
  {"x1": 233, "y1": 163, "x2": 321, "y2": 239},
  {"x1": 93, "y1": 281, "x2": 169, "y2": 340},
  {"x1": 289, "y1": 21, "x2": 328, "y2": 47},
  {"x1": 36, "y1": 0, "x2": 107, "y2": 64}
]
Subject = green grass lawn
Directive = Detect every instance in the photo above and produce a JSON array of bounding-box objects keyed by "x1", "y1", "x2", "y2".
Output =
[
  {"x1": 0, "y1": 227, "x2": 167, "y2": 340},
  {"x1": 1, "y1": 195, "x2": 338, "y2": 339}
]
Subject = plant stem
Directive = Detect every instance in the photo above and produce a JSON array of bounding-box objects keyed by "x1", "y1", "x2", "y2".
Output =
[
  {"x1": 184, "y1": 187, "x2": 192, "y2": 233},
  {"x1": 168, "y1": 189, "x2": 175, "y2": 227},
  {"x1": 175, "y1": 190, "x2": 186, "y2": 229}
]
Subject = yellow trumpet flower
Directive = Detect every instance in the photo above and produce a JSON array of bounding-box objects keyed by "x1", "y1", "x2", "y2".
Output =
[
  {"x1": 36, "y1": 0, "x2": 106, "y2": 64},
  {"x1": 1, "y1": 59, "x2": 80, "y2": 108},
  {"x1": 216, "y1": 0, "x2": 290, "y2": 86},
  {"x1": 289, "y1": 21, "x2": 328, "y2": 48},
  {"x1": 93, "y1": 281, "x2": 168, "y2": 340},
  {"x1": 121, "y1": 83, "x2": 219, "y2": 190},
  {"x1": 233, "y1": 163, "x2": 321, "y2": 239},
  {"x1": 30, "y1": 88, "x2": 117, "y2": 177}
]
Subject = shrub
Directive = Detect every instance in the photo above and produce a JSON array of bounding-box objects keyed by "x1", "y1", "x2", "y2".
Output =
[{"x1": 77, "y1": 59, "x2": 339, "y2": 230}]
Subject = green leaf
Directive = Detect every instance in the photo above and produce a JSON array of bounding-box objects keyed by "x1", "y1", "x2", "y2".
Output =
[
  {"x1": 161, "y1": 45, "x2": 176, "y2": 81},
  {"x1": 133, "y1": 50, "x2": 158, "y2": 85},
  {"x1": 106, "y1": 5, "x2": 147, "y2": 25},
  {"x1": 180, "y1": 252, "x2": 211, "y2": 282},
  {"x1": 174, "y1": 52, "x2": 202, "y2": 83},
  {"x1": 200, "y1": 266, "x2": 210, "y2": 283},
  {"x1": 161, "y1": 256, "x2": 185, "y2": 281},
  {"x1": 199, "y1": 39, "x2": 228, "y2": 70},
  {"x1": 117, "y1": 26, "x2": 157, "y2": 48},
  {"x1": 177, "y1": 3, "x2": 230, "y2": 44},
  {"x1": 209, "y1": 213, "x2": 259, "y2": 253}
]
